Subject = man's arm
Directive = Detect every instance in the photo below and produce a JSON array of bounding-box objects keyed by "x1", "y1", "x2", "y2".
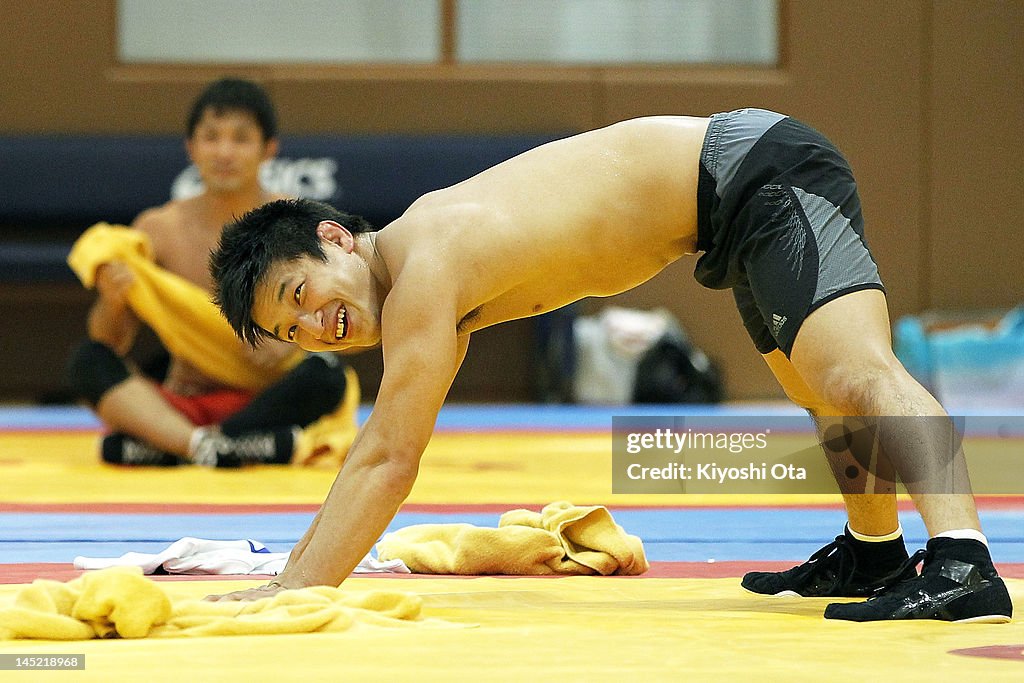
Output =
[
  {"x1": 279, "y1": 327, "x2": 470, "y2": 576},
  {"x1": 87, "y1": 262, "x2": 141, "y2": 356},
  {"x1": 86, "y1": 208, "x2": 167, "y2": 356},
  {"x1": 208, "y1": 276, "x2": 468, "y2": 599}
]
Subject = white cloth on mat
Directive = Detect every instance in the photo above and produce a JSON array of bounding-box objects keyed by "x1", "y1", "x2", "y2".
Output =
[{"x1": 73, "y1": 537, "x2": 410, "y2": 576}]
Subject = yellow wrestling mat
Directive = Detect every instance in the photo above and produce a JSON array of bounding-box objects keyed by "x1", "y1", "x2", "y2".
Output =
[
  {"x1": 2, "y1": 419, "x2": 1023, "y2": 680},
  {"x1": 1, "y1": 430, "x2": 854, "y2": 506},
  {"x1": 5, "y1": 427, "x2": 1020, "y2": 506},
  {"x1": 2, "y1": 576, "x2": 1023, "y2": 681}
]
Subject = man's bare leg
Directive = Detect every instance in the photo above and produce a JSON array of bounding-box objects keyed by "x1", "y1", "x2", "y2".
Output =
[
  {"x1": 762, "y1": 350, "x2": 901, "y2": 535},
  {"x1": 785, "y1": 289, "x2": 1009, "y2": 622},
  {"x1": 96, "y1": 376, "x2": 196, "y2": 457},
  {"x1": 788, "y1": 290, "x2": 980, "y2": 536},
  {"x1": 739, "y1": 349, "x2": 912, "y2": 598}
]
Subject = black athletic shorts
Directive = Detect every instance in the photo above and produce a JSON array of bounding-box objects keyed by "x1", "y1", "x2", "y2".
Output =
[{"x1": 694, "y1": 108, "x2": 884, "y2": 357}]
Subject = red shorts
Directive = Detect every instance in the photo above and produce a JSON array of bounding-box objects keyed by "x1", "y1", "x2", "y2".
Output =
[{"x1": 156, "y1": 385, "x2": 254, "y2": 426}]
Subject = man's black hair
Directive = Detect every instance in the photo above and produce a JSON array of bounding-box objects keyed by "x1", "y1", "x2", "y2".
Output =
[
  {"x1": 186, "y1": 77, "x2": 278, "y2": 140},
  {"x1": 210, "y1": 198, "x2": 376, "y2": 347}
]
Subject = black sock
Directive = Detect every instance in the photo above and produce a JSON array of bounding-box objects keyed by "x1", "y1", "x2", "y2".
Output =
[
  {"x1": 927, "y1": 537, "x2": 997, "y2": 575},
  {"x1": 845, "y1": 528, "x2": 910, "y2": 581}
]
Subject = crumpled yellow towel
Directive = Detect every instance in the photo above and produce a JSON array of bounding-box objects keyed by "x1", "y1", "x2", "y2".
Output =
[
  {"x1": 377, "y1": 501, "x2": 649, "y2": 576},
  {"x1": 0, "y1": 566, "x2": 433, "y2": 640},
  {"x1": 67, "y1": 223, "x2": 359, "y2": 467}
]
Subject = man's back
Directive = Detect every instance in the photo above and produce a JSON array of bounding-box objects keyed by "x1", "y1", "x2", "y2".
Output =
[{"x1": 384, "y1": 116, "x2": 711, "y2": 335}]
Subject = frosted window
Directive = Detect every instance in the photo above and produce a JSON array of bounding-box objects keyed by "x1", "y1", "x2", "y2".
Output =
[
  {"x1": 118, "y1": 0, "x2": 440, "y2": 63},
  {"x1": 118, "y1": 0, "x2": 777, "y2": 66},
  {"x1": 457, "y1": 0, "x2": 778, "y2": 65}
]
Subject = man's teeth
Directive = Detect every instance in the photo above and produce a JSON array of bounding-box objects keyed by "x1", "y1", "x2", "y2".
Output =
[{"x1": 336, "y1": 307, "x2": 347, "y2": 340}]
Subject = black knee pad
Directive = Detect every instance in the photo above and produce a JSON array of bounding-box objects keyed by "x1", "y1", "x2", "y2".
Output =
[
  {"x1": 292, "y1": 353, "x2": 348, "y2": 409},
  {"x1": 220, "y1": 352, "x2": 350, "y2": 436},
  {"x1": 67, "y1": 341, "x2": 130, "y2": 405}
]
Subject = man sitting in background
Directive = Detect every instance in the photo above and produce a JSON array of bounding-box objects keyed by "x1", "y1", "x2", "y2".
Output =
[{"x1": 67, "y1": 78, "x2": 355, "y2": 467}]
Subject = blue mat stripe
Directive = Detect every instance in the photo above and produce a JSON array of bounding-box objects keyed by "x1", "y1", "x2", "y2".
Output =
[
  {"x1": 0, "y1": 404, "x2": 812, "y2": 432},
  {"x1": 4, "y1": 404, "x2": 1022, "y2": 433},
  {"x1": 3, "y1": 509, "x2": 1023, "y2": 564}
]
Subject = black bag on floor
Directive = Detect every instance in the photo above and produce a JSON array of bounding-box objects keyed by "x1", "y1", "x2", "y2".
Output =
[{"x1": 632, "y1": 334, "x2": 723, "y2": 404}]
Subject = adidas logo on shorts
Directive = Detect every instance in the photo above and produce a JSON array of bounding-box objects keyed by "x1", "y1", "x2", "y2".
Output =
[{"x1": 772, "y1": 313, "x2": 788, "y2": 336}]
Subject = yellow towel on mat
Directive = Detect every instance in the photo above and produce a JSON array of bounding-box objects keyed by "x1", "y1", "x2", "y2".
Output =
[
  {"x1": 0, "y1": 566, "x2": 435, "y2": 640},
  {"x1": 67, "y1": 223, "x2": 359, "y2": 467},
  {"x1": 377, "y1": 501, "x2": 649, "y2": 576}
]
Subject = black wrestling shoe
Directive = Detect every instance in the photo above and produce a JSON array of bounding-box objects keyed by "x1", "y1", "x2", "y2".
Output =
[
  {"x1": 191, "y1": 427, "x2": 296, "y2": 468},
  {"x1": 101, "y1": 433, "x2": 182, "y2": 467},
  {"x1": 824, "y1": 538, "x2": 1013, "y2": 623},
  {"x1": 741, "y1": 531, "x2": 914, "y2": 598}
]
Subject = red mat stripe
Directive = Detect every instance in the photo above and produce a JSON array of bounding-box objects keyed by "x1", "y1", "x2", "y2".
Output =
[{"x1": 5, "y1": 561, "x2": 1024, "y2": 585}]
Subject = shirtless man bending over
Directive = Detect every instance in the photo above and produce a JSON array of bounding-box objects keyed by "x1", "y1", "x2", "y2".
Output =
[{"x1": 209, "y1": 109, "x2": 1012, "y2": 622}]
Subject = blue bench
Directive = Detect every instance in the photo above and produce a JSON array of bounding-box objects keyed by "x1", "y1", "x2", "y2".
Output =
[{"x1": 0, "y1": 132, "x2": 563, "y2": 283}]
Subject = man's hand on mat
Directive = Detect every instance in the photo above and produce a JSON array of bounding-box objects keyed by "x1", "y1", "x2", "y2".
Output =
[{"x1": 204, "y1": 580, "x2": 287, "y2": 602}]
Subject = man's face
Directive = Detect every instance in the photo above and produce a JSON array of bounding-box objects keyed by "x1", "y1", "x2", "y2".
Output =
[
  {"x1": 186, "y1": 108, "x2": 276, "y2": 194},
  {"x1": 251, "y1": 223, "x2": 383, "y2": 352}
]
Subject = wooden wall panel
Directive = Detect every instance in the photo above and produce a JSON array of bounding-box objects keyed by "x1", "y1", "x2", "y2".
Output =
[
  {"x1": 1, "y1": 0, "x2": 1021, "y2": 402},
  {"x1": 926, "y1": 1, "x2": 1024, "y2": 310}
]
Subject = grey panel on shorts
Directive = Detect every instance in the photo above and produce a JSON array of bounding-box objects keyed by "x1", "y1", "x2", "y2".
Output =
[
  {"x1": 703, "y1": 108, "x2": 787, "y2": 196},
  {"x1": 792, "y1": 187, "x2": 882, "y2": 304}
]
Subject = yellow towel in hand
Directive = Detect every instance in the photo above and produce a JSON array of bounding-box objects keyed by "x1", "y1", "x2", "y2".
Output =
[
  {"x1": 0, "y1": 566, "x2": 434, "y2": 640},
  {"x1": 377, "y1": 501, "x2": 649, "y2": 576},
  {"x1": 68, "y1": 223, "x2": 359, "y2": 467},
  {"x1": 68, "y1": 223, "x2": 305, "y2": 392}
]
